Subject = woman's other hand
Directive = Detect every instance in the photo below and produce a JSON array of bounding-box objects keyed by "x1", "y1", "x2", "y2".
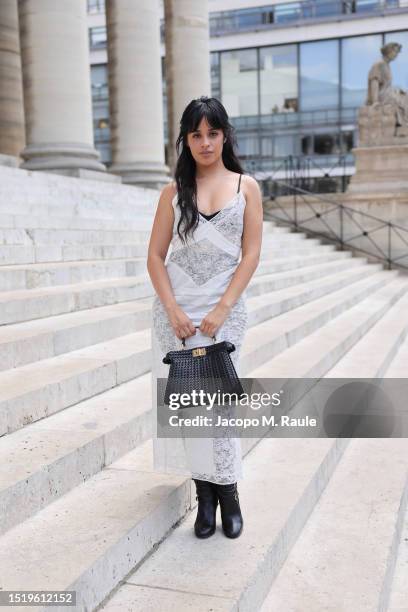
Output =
[
  {"x1": 199, "y1": 303, "x2": 231, "y2": 339},
  {"x1": 166, "y1": 304, "x2": 196, "y2": 341}
]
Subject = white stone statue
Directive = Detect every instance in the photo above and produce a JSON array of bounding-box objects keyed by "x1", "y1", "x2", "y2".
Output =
[
  {"x1": 358, "y1": 42, "x2": 408, "y2": 145},
  {"x1": 366, "y1": 42, "x2": 408, "y2": 130}
]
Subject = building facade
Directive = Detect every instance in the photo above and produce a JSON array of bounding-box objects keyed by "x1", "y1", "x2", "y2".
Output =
[{"x1": 88, "y1": 0, "x2": 408, "y2": 180}]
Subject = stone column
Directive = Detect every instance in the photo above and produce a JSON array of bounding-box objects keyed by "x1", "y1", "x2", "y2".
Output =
[
  {"x1": 17, "y1": 0, "x2": 107, "y2": 178},
  {"x1": 0, "y1": 0, "x2": 25, "y2": 166},
  {"x1": 105, "y1": 0, "x2": 169, "y2": 188},
  {"x1": 164, "y1": 0, "x2": 211, "y2": 171}
]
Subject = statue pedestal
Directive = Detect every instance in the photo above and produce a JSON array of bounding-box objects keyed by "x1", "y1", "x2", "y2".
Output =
[
  {"x1": 348, "y1": 144, "x2": 408, "y2": 194},
  {"x1": 357, "y1": 104, "x2": 408, "y2": 146},
  {"x1": 348, "y1": 104, "x2": 408, "y2": 194}
]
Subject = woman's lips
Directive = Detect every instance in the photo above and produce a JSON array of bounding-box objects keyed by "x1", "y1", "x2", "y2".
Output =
[{"x1": 201, "y1": 151, "x2": 212, "y2": 156}]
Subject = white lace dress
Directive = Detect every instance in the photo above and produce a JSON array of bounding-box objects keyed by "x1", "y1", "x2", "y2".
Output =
[{"x1": 150, "y1": 181, "x2": 248, "y2": 485}]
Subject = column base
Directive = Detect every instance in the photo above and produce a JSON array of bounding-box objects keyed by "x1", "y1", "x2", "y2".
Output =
[
  {"x1": 19, "y1": 142, "x2": 107, "y2": 175},
  {"x1": 0, "y1": 154, "x2": 20, "y2": 168},
  {"x1": 109, "y1": 161, "x2": 171, "y2": 189}
]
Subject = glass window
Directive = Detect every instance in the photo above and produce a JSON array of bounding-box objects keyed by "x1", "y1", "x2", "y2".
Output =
[
  {"x1": 341, "y1": 34, "x2": 382, "y2": 107},
  {"x1": 384, "y1": 31, "x2": 408, "y2": 91},
  {"x1": 356, "y1": 0, "x2": 380, "y2": 13},
  {"x1": 300, "y1": 40, "x2": 339, "y2": 110},
  {"x1": 301, "y1": 131, "x2": 341, "y2": 155},
  {"x1": 260, "y1": 45, "x2": 298, "y2": 115},
  {"x1": 274, "y1": 3, "x2": 302, "y2": 23},
  {"x1": 273, "y1": 134, "x2": 297, "y2": 157},
  {"x1": 87, "y1": 0, "x2": 105, "y2": 13},
  {"x1": 91, "y1": 64, "x2": 108, "y2": 99},
  {"x1": 220, "y1": 49, "x2": 258, "y2": 117},
  {"x1": 211, "y1": 53, "x2": 221, "y2": 100},
  {"x1": 89, "y1": 26, "x2": 107, "y2": 49},
  {"x1": 236, "y1": 133, "x2": 260, "y2": 157}
]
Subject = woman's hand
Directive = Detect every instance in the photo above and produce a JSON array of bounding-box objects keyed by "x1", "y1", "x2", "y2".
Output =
[
  {"x1": 199, "y1": 303, "x2": 231, "y2": 339},
  {"x1": 166, "y1": 304, "x2": 196, "y2": 341}
]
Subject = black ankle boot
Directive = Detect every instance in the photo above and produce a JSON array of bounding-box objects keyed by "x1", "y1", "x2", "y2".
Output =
[
  {"x1": 193, "y1": 479, "x2": 218, "y2": 538},
  {"x1": 215, "y1": 482, "x2": 243, "y2": 538}
]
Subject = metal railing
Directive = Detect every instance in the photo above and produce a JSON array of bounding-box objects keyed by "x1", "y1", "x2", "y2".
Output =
[
  {"x1": 245, "y1": 154, "x2": 354, "y2": 192},
  {"x1": 209, "y1": 0, "x2": 407, "y2": 36},
  {"x1": 283, "y1": 155, "x2": 353, "y2": 193},
  {"x1": 261, "y1": 178, "x2": 408, "y2": 272}
]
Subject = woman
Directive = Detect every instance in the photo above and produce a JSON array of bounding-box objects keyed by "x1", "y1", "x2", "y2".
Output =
[{"x1": 147, "y1": 96, "x2": 263, "y2": 539}]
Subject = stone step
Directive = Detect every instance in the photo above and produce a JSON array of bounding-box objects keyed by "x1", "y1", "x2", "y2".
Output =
[
  {"x1": 0, "y1": 254, "x2": 365, "y2": 373},
  {"x1": 0, "y1": 238, "x2": 330, "y2": 266},
  {"x1": 0, "y1": 227, "x2": 153, "y2": 246},
  {"x1": 0, "y1": 246, "x2": 340, "y2": 293},
  {"x1": 99, "y1": 437, "x2": 348, "y2": 612},
  {"x1": 0, "y1": 213, "x2": 279, "y2": 233},
  {"x1": 0, "y1": 213, "x2": 155, "y2": 232},
  {"x1": 0, "y1": 255, "x2": 367, "y2": 326},
  {"x1": 0, "y1": 257, "x2": 148, "y2": 291},
  {"x1": 0, "y1": 272, "x2": 386, "y2": 529},
  {"x1": 97, "y1": 278, "x2": 408, "y2": 612},
  {"x1": 0, "y1": 227, "x2": 307, "y2": 247},
  {"x1": 386, "y1": 496, "x2": 408, "y2": 612},
  {"x1": 0, "y1": 263, "x2": 376, "y2": 435},
  {"x1": 383, "y1": 316, "x2": 408, "y2": 376},
  {"x1": 257, "y1": 290, "x2": 408, "y2": 610},
  {"x1": 0, "y1": 433, "x2": 346, "y2": 612},
  {"x1": 325, "y1": 289, "x2": 408, "y2": 378},
  {"x1": 248, "y1": 276, "x2": 408, "y2": 379},
  {"x1": 0, "y1": 374, "x2": 152, "y2": 537},
  {"x1": 0, "y1": 268, "x2": 395, "y2": 532},
  {"x1": 0, "y1": 165, "x2": 159, "y2": 216},
  {"x1": 240, "y1": 267, "x2": 397, "y2": 375},
  {"x1": 259, "y1": 440, "x2": 408, "y2": 612}
]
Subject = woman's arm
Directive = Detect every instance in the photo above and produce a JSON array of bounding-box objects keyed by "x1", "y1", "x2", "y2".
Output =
[
  {"x1": 146, "y1": 183, "x2": 197, "y2": 340},
  {"x1": 146, "y1": 182, "x2": 178, "y2": 310},
  {"x1": 219, "y1": 175, "x2": 263, "y2": 310}
]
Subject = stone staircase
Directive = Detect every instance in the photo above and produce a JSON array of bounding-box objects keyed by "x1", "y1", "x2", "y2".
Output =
[{"x1": 0, "y1": 166, "x2": 407, "y2": 612}]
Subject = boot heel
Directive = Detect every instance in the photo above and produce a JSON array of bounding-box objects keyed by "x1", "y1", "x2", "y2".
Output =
[{"x1": 215, "y1": 482, "x2": 243, "y2": 538}]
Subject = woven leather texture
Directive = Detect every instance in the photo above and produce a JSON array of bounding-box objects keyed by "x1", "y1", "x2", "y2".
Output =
[{"x1": 162, "y1": 340, "x2": 244, "y2": 407}]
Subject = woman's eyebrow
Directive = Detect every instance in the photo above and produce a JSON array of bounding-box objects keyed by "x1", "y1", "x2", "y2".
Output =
[{"x1": 192, "y1": 127, "x2": 217, "y2": 133}]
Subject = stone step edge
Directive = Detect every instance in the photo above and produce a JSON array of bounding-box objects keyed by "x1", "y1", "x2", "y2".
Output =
[
  {"x1": 0, "y1": 254, "x2": 362, "y2": 351},
  {"x1": 248, "y1": 276, "x2": 408, "y2": 380},
  {"x1": 0, "y1": 435, "x2": 348, "y2": 612},
  {"x1": 258, "y1": 440, "x2": 408, "y2": 612},
  {"x1": 0, "y1": 255, "x2": 368, "y2": 304},
  {"x1": 0, "y1": 270, "x2": 396, "y2": 531},
  {"x1": 98, "y1": 437, "x2": 350, "y2": 612},
  {"x1": 0, "y1": 266, "x2": 390, "y2": 437}
]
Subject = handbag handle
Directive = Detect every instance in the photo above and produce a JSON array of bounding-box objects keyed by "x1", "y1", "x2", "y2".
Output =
[{"x1": 181, "y1": 325, "x2": 216, "y2": 349}]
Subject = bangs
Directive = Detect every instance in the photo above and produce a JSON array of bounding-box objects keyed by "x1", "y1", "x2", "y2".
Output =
[{"x1": 188, "y1": 102, "x2": 225, "y2": 133}]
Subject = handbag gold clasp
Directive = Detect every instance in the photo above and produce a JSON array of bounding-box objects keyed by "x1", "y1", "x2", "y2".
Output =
[{"x1": 192, "y1": 347, "x2": 206, "y2": 357}]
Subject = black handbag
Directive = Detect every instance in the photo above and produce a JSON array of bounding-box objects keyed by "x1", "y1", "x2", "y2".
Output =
[{"x1": 162, "y1": 326, "x2": 245, "y2": 408}]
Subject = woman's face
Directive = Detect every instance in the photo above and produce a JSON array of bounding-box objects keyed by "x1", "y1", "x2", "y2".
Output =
[{"x1": 186, "y1": 117, "x2": 224, "y2": 166}]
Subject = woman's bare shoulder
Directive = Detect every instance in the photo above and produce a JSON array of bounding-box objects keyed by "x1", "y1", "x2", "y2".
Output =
[
  {"x1": 160, "y1": 180, "x2": 177, "y2": 199},
  {"x1": 241, "y1": 174, "x2": 261, "y2": 197}
]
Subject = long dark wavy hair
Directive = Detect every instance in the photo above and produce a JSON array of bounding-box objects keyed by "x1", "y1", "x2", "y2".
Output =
[{"x1": 174, "y1": 96, "x2": 244, "y2": 244}]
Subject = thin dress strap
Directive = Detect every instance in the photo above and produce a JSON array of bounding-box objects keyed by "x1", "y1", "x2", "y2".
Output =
[{"x1": 237, "y1": 173, "x2": 242, "y2": 193}]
